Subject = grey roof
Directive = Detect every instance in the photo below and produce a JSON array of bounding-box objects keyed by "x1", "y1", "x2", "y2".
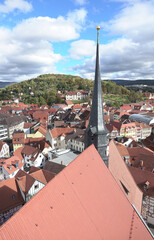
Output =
[
  {"x1": 49, "y1": 150, "x2": 78, "y2": 166},
  {"x1": 65, "y1": 129, "x2": 85, "y2": 142},
  {"x1": 129, "y1": 114, "x2": 154, "y2": 125},
  {"x1": 0, "y1": 115, "x2": 25, "y2": 127},
  {"x1": 43, "y1": 161, "x2": 65, "y2": 174}
]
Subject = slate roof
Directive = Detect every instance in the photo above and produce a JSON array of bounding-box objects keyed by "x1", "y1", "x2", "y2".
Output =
[
  {"x1": 0, "y1": 116, "x2": 25, "y2": 127},
  {"x1": 129, "y1": 114, "x2": 154, "y2": 125},
  {"x1": 65, "y1": 129, "x2": 85, "y2": 143},
  {"x1": 43, "y1": 161, "x2": 65, "y2": 174},
  {"x1": 0, "y1": 145, "x2": 153, "y2": 240}
]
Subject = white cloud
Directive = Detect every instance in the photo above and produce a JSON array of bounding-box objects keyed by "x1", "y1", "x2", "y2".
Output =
[
  {"x1": 0, "y1": 8, "x2": 87, "y2": 81},
  {"x1": 13, "y1": 16, "x2": 80, "y2": 42},
  {"x1": 72, "y1": 35, "x2": 154, "y2": 80},
  {"x1": 73, "y1": 1, "x2": 154, "y2": 80},
  {"x1": 74, "y1": 0, "x2": 87, "y2": 6},
  {"x1": 69, "y1": 39, "x2": 95, "y2": 59},
  {"x1": 106, "y1": 1, "x2": 154, "y2": 43},
  {"x1": 67, "y1": 8, "x2": 87, "y2": 25},
  {"x1": 0, "y1": 0, "x2": 32, "y2": 13}
]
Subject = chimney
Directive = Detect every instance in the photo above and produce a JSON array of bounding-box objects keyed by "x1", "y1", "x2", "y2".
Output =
[{"x1": 61, "y1": 161, "x2": 63, "y2": 165}]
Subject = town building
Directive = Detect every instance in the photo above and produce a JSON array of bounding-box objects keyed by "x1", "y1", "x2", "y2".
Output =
[
  {"x1": 21, "y1": 145, "x2": 46, "y2": 169},
  {"x1": 46, "y1": 127, "x2": 74, "y2": 149},
  {"x1": 0, "y1": 141, "x2": 9, "y2": 158},
  {"x1": 0, "y1": 156, "x2": 24, "y2": 180},
  {"x1": 128, "y1": 166, "x2": 154, "y2": 227},
  {"x1": 65, "y1": 90, "x2": 89, "y2": 101},
  {"x1": 65, "y1": 129, "x2": 85, "y2": 152},
  {"x1": 0, "y1": 145, "x2": 153, "y2": 239}
]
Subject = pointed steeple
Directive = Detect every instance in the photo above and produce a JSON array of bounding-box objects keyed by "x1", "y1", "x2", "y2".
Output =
[{"x1": 85, "y1": 26, "x2": 109, "y2": 167}]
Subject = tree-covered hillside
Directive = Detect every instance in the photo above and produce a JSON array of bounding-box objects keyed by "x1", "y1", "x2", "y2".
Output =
[{"x1": 0, "y1": 74, "x2": 145, "y2": 107}]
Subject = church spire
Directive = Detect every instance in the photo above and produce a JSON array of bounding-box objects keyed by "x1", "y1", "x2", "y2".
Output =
[{"x1": 85, "y1": 26, "x2": 109, "y2": 167}]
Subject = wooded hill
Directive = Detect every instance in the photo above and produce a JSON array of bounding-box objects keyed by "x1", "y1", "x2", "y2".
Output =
[{"x1": 0, "y1": 74, "x2": 145, "y2": 107}]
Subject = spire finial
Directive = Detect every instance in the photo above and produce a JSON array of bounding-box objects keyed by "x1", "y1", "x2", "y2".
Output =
[
  {"x1": 96, "y1": 26, "x2": 100, "y2": 43},
  {"x1": 96, "y1": 26, "x2": 100, "y2": 31}
]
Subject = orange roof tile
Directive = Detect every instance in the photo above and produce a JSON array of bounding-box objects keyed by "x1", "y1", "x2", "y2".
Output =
[
  {"x1": 0, "y1": 178, "x2": 24, "y2": 213},
  {"x1": 0, "y1": 145, "x2": 153, "y2": 239},
  {"x1": 0, "y1": 156, "x2": 23, "y2": 175},
  {"x1": 30, "y1": 169, "x2": 55, "y2": 185},
  {"x1": 50, "y1": 127, "x2": 74, "y2": 138},
  {"x1": 109, "y1": 140, "x2": 143, "y2": 213},
  {"x1": 13, "y1": 147, "x2": 24, "y2": 161}
]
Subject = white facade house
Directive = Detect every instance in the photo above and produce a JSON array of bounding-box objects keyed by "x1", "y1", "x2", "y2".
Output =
[
  {"x1": 65, "y1": 138, "x2": 85, "y2": 152},
  {"x1": 66, "y1": 91, "x2": 89, "y2": 101},
  {"x1": 0, "y1": 156, "x2": 24, "y2": 180},
  {"x1": 22, "y1": 146, "x2": 46, "y2": 168},
  {"x1": 0, "y1": 141, "x2": 9, "y2": 158},
  {"x1": 0, "y1": 124, "x2": 8, "y2": 141}
]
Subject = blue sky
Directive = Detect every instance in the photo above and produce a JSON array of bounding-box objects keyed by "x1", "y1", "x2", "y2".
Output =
[{"x1": 0, "y1": 0, "x2": 154, "y2": 82}]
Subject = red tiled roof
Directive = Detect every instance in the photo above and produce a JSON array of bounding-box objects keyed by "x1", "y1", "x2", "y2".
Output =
[
  {"x1": 65, "y1": 100, "x2": 73, "y2": 105},
  {"x1": 50, "y1": 127, "x2": 74, "y2": 138},
  {"x1": 0, "y1": 178, "x2": 24, "y2": 214},
  {"x1": 33, "y1": 111, "x2": 49, "y2": 121},
  {"x1": 13, "y1": 147, "x2": 24, "y2": 161},
  {"x1": 12, "y1": 132, "x2": 25, "y2": 144},
  {"x1": 0, "y1": 145, "x2": 152, "y2": 240},
  {"x1": 24, "y1": 122, "x2": 33, "y2": 128},
  {"x1": 30, "y1": 169, "x2": 55, "y2": 185},
  {"x1": 72, "y1": 104, "x2": 82, "y2": 109},
  {"x1": 109, "y1": 140, "x2": 143, "y2": 213},
  {"x1": 21, "y1": 145, "x2": 39, "y2": 156},
  {"x1": 0, "y1": 156, "x2": 23, "y2": 175},
  {"x1": 47, "y1": 108, "x2": 57, "y2": 114},
  {"x1": 120, "y1": 105, "x2": 132, "y2": 111},
  {"x1": 15, "y1": 170, "x2": 35, "y2": 194},
  {"x1": 34, "y1": 126, "x2": 47, "y2": 136},
  {"x1": 128, "y1": 166, "x2": 154, "y2": 197},
  {"x1": 116, "y1": 142, "x2": 130, "y2": 158}
]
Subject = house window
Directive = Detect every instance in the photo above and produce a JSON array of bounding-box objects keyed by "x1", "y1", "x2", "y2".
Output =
[{"x1": 34, "y1": 184, "x2": 39, "y2": 190}]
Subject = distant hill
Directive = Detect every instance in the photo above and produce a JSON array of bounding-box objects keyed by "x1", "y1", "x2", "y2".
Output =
[
  {"x1": 0, "y1": 81, "x2": 16, "y2": 88},
  {"x1": 108, "y1": 79, "x2": 154, "y2": 86},
  {"x1": 0, "y1": 74, "x2": 147, "y2": 107}
]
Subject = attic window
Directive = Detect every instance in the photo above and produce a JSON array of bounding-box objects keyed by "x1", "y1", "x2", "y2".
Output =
[{"x1": 120, "y1": 181, "x2": 129, "y2": 195}]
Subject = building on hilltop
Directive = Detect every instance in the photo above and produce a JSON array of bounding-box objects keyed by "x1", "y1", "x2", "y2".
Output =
[{"x1": 85, "y1": 26, "x2": 109, "y2": 166}]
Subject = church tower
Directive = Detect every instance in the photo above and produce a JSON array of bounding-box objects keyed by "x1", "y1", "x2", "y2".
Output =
[{"x1": 85, "y1": 26, "x2": 109, "y2": 167}]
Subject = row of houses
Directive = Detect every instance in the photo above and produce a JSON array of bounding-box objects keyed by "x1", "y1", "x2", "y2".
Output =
[{"x1": 0, "y1": 167, "x2": 55, "y2": 226}]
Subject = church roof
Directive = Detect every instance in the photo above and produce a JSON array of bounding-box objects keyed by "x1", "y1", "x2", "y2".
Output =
[{"x1": 0, "y1": 145, "x2": 152, "y2": 239}]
